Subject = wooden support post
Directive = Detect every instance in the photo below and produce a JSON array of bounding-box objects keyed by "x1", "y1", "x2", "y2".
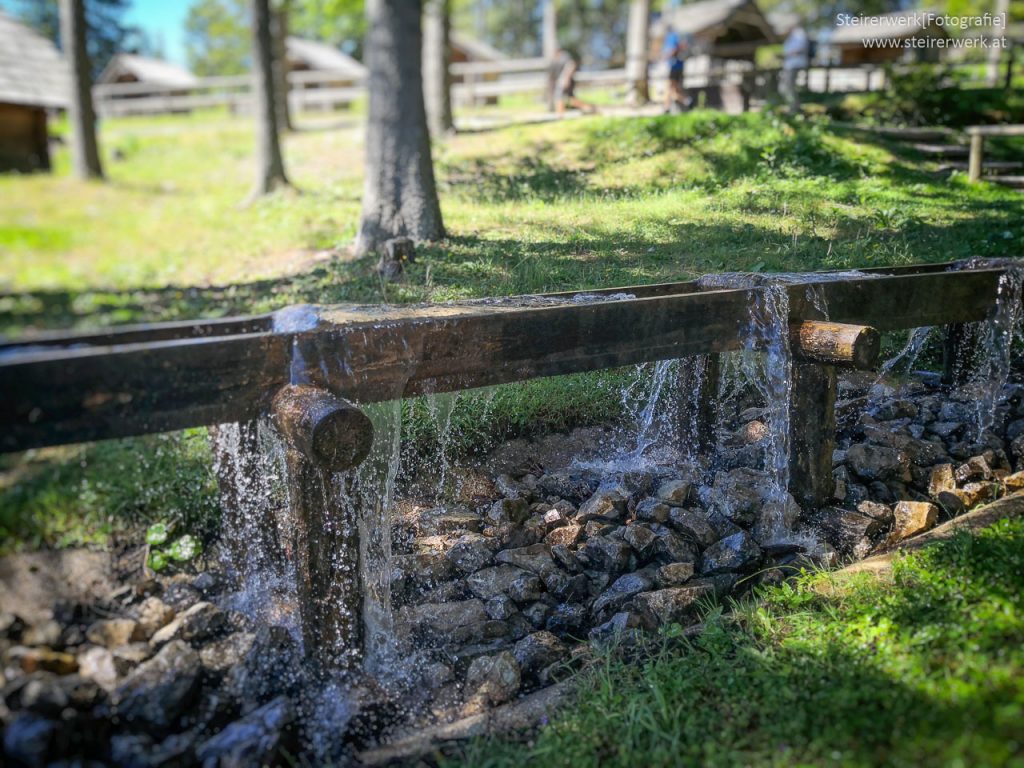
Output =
[
  {"x1": 789, "y1": 362, "x2": 837, "y2": 509},
  {"x1": 272, "y1": 385, "x2": 374, "y2": 670},
  {"x1": 788, "y1": 322, "x2": 878, "y2": 508},
  {"x1": 942, "y1": 322, "x2": 977, "y2": 386},
  {"x1": 968, "y1": 131, "x2": 984, "y2": 183},
  {"x1": 676, "y1": 354, "x2": 720, "y2": 459}
]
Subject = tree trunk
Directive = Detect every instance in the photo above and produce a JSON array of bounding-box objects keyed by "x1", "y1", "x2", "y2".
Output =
[
  {"x1": 251, "y1": 0, "x2": 289, "y2": 196},
  {"x1": 625, "y1": 0, "x2": 650, "y2": 105},
  {"x1": 356, "y1": 0, "x2": 444, "y2": 256},
  {"x1": 987, "y1": 0, "x2": 1010, "y2": 87},
  {"x1": 272, "y1": 2, "x2": 293, "y2": 132},
  {"x1": 542, "y1": 0, "x2": 557, "y2": 61},
  {"x1": 59, "y1": 0, "x2": 103, "y2": 180},
  {"x1": 423, "y1": 0, "x2": 454, "y2": 138}
]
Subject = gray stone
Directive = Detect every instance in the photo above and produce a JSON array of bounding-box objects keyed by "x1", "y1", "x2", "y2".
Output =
[
  {"x1": 86, "y1": 618, "x2": 141, "y2": 649},
  {"x1": 484, "y1": 595, "x2": 517, "y2": 621},
  {"x1": 545, "y1": 524, "x2": 583, "y2": 547},
  {"x1": 447, "y1": 536, "x2": 495, "y2": 575},
  {"x1": 466, "y1": 565, "x2": 533, "y2": 600},
  {"x1": 495, "y1": 544, "x2": 555, "y2": 576},
  {"x1": 540, "y1": 569, "x2": 589, "y2": 601},
  {"x1": 537, "y1": 472, "x2": 594, "y2": 502},
  {"x1": 550, "y1": 543, "x2": 583, "y2": 573},
  {"x1": 578, "y1": 536, "x2": 633, "y2": 573},
  {"x1": 487, "y1": 497, "x2": 531, "y2": 525},
  {"x1": 592, "y1": 571, "x2": 655, "y2": 615},
  {"x1": 20, "y1": 620, "x2": 61, "y2": 648},
  {"x1": 223, "y1": 627, "x2": 300, "y2": 714},
  {"x1": 465, "y1": 651, "x2": 520, "y2": 706},
  {"x1": 135, "y1": 597, "x2": 175, "y2": 640},
  {"x1": 151, "y1": 601, "x2": 227, "y2": 648},
  {"x1": 3, "y1": 712, "x2": 57, "y2": 768},
  {"x1": 513, "y1": 631, "x2": 567, "y2": 677},
  {"x1": 199, "y1": 632, "x2": 256, "y2": 675},
  {"x1": 634, "y1": 498, "x2": 670, "y2": 524},
  {"x1": 700, "y1": 531, "x2": 762, "y2": 575},
  {"x1": 112, "y1": 640, "x2": 201, "y2": 729},
  {"x1": 400, "y1": 600, "x2": 489, "y2": 641},
  {"x1": 656, "y1": 478, "x2": 692, "y2": 506},
  {"x1": 588, "y1": 611, "x2": 648, "y2": 648},
  {"x1": 655, "y1": 562, "x2": 695, "y2": 587},
  {"x1": 622, "y1": 523, "x2": 659, "y2": 561},
  {"x1": 666, "y1": 508, "x2": 718, "y2": 548},
  {"x1": 76, "y1": 646, "x2": 119, "y2": 690},
  {"x1": 507, "y1": 572, "x2": 544, "y2": 605},
  {"x1": 521, "y1": 601, "x2": 552, "y2": 629},
  {"x1": 196, "y1": 696, "x2": 294, "y2": 768},
  {"x1": 846, "y1": 444, "x2": 904, "y2": 481},
  {"x1": 545, "y1": 603, "x2": 587, "y2": 638},
  {"x1": 711, "y1": 468, "x2": 775, "y2": 524},
  {"x1": 576, "y1": 487, "x2": 628, "y2": 523},
  {"x1": 929, "y1": 421, "x2": 965, "y2": 439},
  {"x1": 631, "y1": 582, "x2": 716, "y2": 627},
  {"x1": 651, "y1": 525, "x2": 698, "y2": 566}
]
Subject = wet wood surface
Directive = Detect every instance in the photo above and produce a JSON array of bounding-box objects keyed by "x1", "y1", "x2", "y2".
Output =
[{"x1": 0, "y1": 264, "x2": 1005, "y2": 453}]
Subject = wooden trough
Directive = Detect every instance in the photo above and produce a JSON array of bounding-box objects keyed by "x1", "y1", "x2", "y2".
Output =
[{"x1": 0, "y1": 260, "x2": 1009, "y2": 667}]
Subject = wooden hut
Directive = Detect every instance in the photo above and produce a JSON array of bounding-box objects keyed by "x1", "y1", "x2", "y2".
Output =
[
  {"x1": 0, "y1": 11, "x2": 68, "y2": 173},
  {"x1": 284, "y1": 36, "x2": 367, "y2": 110},
  {"x1": 830, "y1": 11, "x2": 950, "y2": 66},
  {"x1": 653, "y1": 0, "x2": 777, "y2": 61},
  {"x1": 96, "y1": 54, "x2": 198, "y2": 89}
]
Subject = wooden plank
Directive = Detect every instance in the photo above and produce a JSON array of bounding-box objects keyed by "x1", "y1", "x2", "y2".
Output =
[
  {"x1": 967, "y1": 124, "x2": 1024, "y2": 137},
  {"x1": 789, "y1": 362, "x2": 837, "y2": 508},
  {"x1": 0, "y1": 266, "x2": 1006, "y2": 453}
]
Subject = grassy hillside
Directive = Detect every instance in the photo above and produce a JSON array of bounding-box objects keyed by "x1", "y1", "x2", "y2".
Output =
[{"x1": 454, "y1": 517, "x2": 1024, "y2": 768}]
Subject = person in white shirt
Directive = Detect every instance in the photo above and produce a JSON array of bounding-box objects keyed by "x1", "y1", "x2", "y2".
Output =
[{"x1": 780, "y1": 25, "x2": 809, "y2": 110}]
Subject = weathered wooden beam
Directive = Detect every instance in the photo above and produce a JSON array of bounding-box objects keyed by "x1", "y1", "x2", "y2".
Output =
[
  {"x1": 789, "y1": 362, "x2": 837, "y2": 508},
  {"x1": 272, "y1": 385, "x2": 374, "y2": 472},
  {"x1": 790, "y1": 321, "x2": 880, "y2": 369},
  {"x1": 0, "y1": 266, "x2": 1005, "y2": 453},
  {"x1": 272, "y1": 385, "x2": 367, "y2": 670}
]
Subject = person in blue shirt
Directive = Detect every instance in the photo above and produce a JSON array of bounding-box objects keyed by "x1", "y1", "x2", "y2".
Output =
[{"x1": 663, "y1": 26, "x2": 690, "y2": 114}]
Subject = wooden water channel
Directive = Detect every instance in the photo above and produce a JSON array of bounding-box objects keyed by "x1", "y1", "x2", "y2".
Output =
[{"x1": 0, "y1": 260, "x2": 1008, "y2": 666}]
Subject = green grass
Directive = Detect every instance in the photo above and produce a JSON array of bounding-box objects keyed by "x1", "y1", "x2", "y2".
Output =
[
  {"x1": 454, "y1": 517, "x2": 1024, "y2": 768},
  {"x1": 1, "y1": 106, "x2": 1022, "y2": 551}
]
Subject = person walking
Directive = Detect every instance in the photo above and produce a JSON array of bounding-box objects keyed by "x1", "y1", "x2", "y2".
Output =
[
  {"x1": 663, "y1": 25, "x2": 690, "y2": 114},
  {"x1": 780, "y1": 25, "x2": 809, "y2": 111}
]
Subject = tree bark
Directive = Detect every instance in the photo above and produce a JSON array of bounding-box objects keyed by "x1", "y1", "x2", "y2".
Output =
[
  {"x1": 272, "y1": 1, "x2": 293, "y2": 132},
  {"x1": 423, "y1": 0, "x2": 453, "y2": 138},
  {"x1": 59, "y1": 0, "x2": 103, "y2": 180},
  {"x1": 542, "y1": 0, "x2": 557, "y2": 61},
  {"x1": 987, "y1": 0, "x2": 1010, "y2": 87},
  {"x1": 625, "y1": 0, "x2": 650, "y2": 105},
  {"x1": 251, "y1": 0, "x2": 290, "y2": 196},
  {"x1": 356, "y1": 0, "x2": 444, "y2": 256}
]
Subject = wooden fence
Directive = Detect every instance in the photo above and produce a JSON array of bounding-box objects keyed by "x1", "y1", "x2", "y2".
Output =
[{"x1": 92, "y1": 58, "x2": 904, "y2": 117}]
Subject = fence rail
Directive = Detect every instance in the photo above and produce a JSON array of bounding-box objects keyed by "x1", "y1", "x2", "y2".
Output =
[{"x1": 92, "y1": 56, "x2": 919, "y2": 117}]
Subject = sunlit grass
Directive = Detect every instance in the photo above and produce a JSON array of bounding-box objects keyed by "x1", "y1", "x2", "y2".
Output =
[{"x1": 452, "y1": 517, "x2": 1024, "y2": 767}]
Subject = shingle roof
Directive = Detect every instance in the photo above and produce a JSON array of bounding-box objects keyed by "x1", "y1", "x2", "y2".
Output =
[
  {"x1": 450, "y1": 31, "x2": 508, "y2": 62},
  {"x1": 285, "y1": 36, "x2": 367, "y2": 77},
  {"x1": 662, "y1": 0, "x2": 774, "y2": 39},
  {"x1": 96, "y1": 54, "x2": 198, "y2": 87},
  {"x1": 0, "y1": 10, "x2": 68, "y2": 108}
]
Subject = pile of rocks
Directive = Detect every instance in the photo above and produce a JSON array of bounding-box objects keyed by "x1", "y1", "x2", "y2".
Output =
[
  {"x1": 2, "y1": 576, "x2": 307, "y2": 767},
  {"x1": 4, "y1": 371, "x2": 1023, "y2": 766}
]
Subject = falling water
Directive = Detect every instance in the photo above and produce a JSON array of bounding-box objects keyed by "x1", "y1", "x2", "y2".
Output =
[{"x1": 950, "y1": 259, "x2": 1024, "y2": 438}]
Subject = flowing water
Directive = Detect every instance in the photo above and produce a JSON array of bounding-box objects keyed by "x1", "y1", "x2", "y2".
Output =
[{"x1": 209, "y1": 260, "x2": 1022, "y2": 753}]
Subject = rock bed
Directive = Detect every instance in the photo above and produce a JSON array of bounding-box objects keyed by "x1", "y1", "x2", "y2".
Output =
[{"x1": 4, "y1": 370, "x2": 1024, "y2": 766}]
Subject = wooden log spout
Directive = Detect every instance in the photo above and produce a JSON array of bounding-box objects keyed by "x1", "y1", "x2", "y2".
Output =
[
  {"x1": 271, "y1": 384, "x2": 374, "y2": 670},
  {"x1": 790, "y1": 321, "x2": 880, "y2": 370},
  {"x1": 272, "y1": 384, "x2": 374, "y2": 471}
]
